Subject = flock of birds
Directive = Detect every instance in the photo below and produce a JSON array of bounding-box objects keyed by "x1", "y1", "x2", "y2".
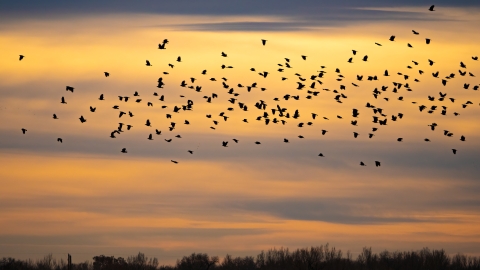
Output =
[{"x1": 17, "y1": 5, "x2": 479, "y2": 166}]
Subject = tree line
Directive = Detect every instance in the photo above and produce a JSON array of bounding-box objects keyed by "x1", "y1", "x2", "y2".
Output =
[{"x1": 1, "y1": 244, "x2": 480, "y2": 270}]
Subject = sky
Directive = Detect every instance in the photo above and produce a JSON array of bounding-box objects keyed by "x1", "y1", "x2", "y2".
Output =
[{"x1": 1, "y1": 0, "x2": 480, "y2": 265}]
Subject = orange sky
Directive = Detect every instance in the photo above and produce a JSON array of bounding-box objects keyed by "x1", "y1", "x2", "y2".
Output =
[{"x1": 0, "y1": 8, "x2": 479, "y2": 265}]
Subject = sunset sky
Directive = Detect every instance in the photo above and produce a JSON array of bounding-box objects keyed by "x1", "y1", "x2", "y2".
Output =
[{"x1": 1, "y1": 0, "x2": 480, "y2": 265}]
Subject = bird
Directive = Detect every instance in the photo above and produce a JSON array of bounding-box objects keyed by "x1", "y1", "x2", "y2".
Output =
[
  {"x1": 375, "y1": 161, "x2": 381, "y2": 167},
  {"x1": 261, "y1": 39, "x2": 267, "y2": 46},
  {"x1": 255, "y1": 141, "x2": 261, "y2": 145},
  {"x1": 221, "y1": 52, "x2": 227, "y2": 57},
  {"x1": 146, "y1": 60, "x2": 152, "y2": 66},
  {"x1": 222, "y1": 141, "x2": 228, "y2": 147},
  {"x1": 90, "y1": 106, "x2": 96, "y2": 112},
  {"x1": 148, "y1": 134, "x2": 153, "y2": 140},
  {"x1": 53, "y1": 114, "x2": 58, "y2": 119},
  {"x1": 233, "y1": 139, "x2": 239, "y2": 143},
  {"x1": 99, "y1": 94, "x2": 104, "y2": 100},
  {"x1": 145, "y1": 119, "x2": 151, "y2": 126},
  {"x1": 429, "y1": 5, "x2": 435, "y2": 11},
  {"x1": 57, "y1": 138, "x2": 62, "y2": 143},
  {"x1": 318, "y1": 153, "x2": 324, "y2": 157},
  {"x1": 389, "y1": 36, "x2": 395, "y2": 41},
  {"x1": 171, "y1": 160, "x2": 178, "y2": 164},
  {"x1": 79, "y1": 116, "x2": 86, "y2": 123},
  {"x1": 360, "y1": 162, "x2": 366, "y2": 166},
  {"x1": 19, "y1": 55, "x2": 24, "y2": 61},
  {"x1": 452, "y1": 149, "x2": 457, "y2": 154},
  {"x1": 21, "y1": 128, "x2": 27, "y2": 134},
  {"x1": 104, "y1": 72, "x2": 109, "y2": 77},
  {"x1": 301, "y1": 55, "x2": 307, "y2": 60},
  {"x1": 426, "y1": 38, "x2": 431, "y2": 44},
  {"x1": 121, "y1": 148, "x2": 127, "y2": 153}
]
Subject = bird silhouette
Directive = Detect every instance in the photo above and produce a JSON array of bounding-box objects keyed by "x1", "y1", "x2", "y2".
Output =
[
  {"x1": 21, "y1": 128, "x2": 27, "y2": 134},
  {"x1": 375, "y1": 161, "x2": 381, "y2": 167},
  {"x1": 429, "y1": 5, "x2": 435, "y2": 11},
  {"x1": 79, "y1": 116, "x2": 86, "y2": 123},
  {"x1": 53, "y1": 114, "x2": 58, "y2": 119},
  {"x1": 57, "y1": 138, "x2": 62, "y2": 143},
  {"x1": 146, "y1": 60, "x2": 152, "y2": 66},
  {"x1": 261, "y1": 39, "x2": 267, "y2": 46},
  {"x1": 19, "y1": 55, "x2": 24, "y2": 61},
  {"x1": 121, "y1": 148, "x2": 127, "y2": 153},
  {"x1": 104, "y1": 72, "x2": 109, "y2": 77}
]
